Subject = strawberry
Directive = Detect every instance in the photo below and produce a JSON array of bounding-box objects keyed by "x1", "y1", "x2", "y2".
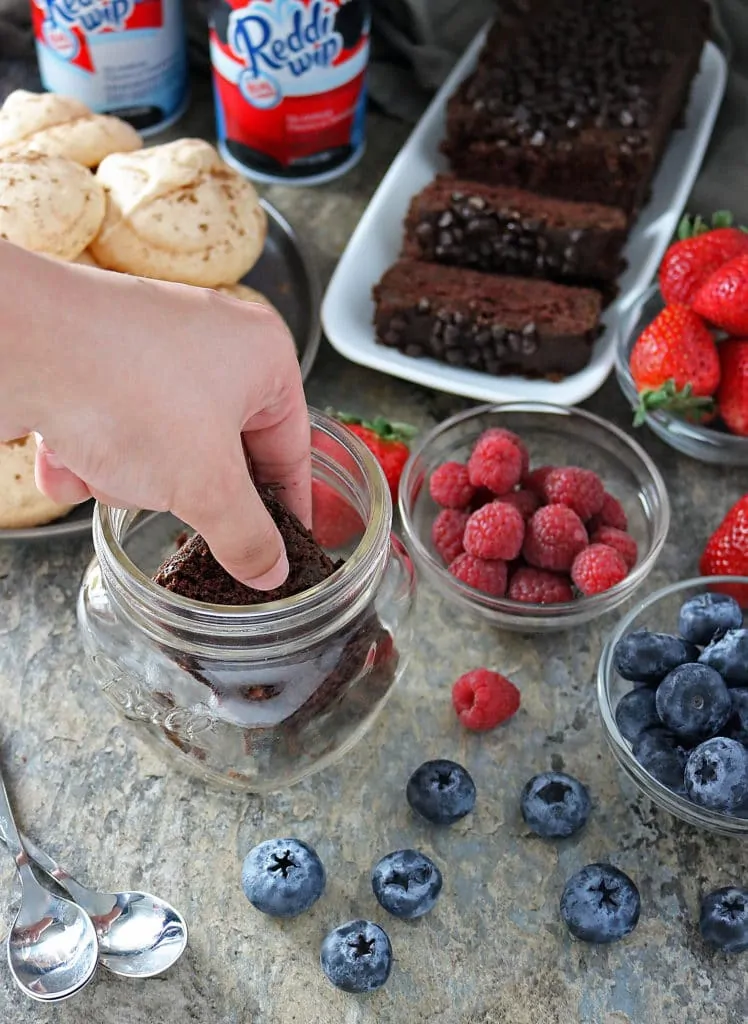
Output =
[
  {"x1": 658, "y1": 212, "x2": 748, "y2": 306},
  {"x1": 716, "y1": 339, "x2": 748, "y2": 437},
  {"x1": 692, "y1": 253, "x2": 748, "y2": 335},
  {"x1": 311, "y1": 412, "x2": 416, "y2": 550},
  {"x1": 629, "y1": 303, "x2": 720, "y2": 425},
  {"x1": 699, "y1": 496, "x2": 748, "y2": 606}
]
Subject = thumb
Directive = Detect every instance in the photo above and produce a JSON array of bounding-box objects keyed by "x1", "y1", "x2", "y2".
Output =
[{"x1": 180, "y1": 445, "x2": 289, "y2": 591}]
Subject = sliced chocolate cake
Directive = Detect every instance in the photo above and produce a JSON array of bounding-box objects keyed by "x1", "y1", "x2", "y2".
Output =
[
  {"x1": 403, "y1": 175, "x2": 628, "y2": 288},
  {"x1": 373, "y1": 260, "x2": 603, "y2": 379},
  {"x1": 441, "y1": 0, "x2": 709, "y2": 212}
]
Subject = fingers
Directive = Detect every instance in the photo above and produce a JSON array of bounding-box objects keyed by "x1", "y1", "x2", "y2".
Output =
[
  {"x1": 178, "y1": 439, "x2": 289, "y2": 591},
  {"x1": 35, "y1": 442, "x2": 92, "y2": 505},
  {"x1": 243, "y1": 377, "x2": 312, "y2": 529}
]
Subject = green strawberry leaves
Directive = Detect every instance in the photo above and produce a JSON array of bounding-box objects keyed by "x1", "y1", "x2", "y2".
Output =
[
  {"x1": 676, "y1": 210, "x2": 747, "y2": 240},
  {"x1": 633, "y1": 379, "x2": 716, "y2": 427},
  {"x1": 329, "y1": 410, "x2": 418, "y2": 444}
]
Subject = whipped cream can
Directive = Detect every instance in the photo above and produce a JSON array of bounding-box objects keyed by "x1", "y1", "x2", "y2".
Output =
[
  {"x1": 209, "y1": 0, "x2": 370, "y2": 185},
  {"x1": 30, "y1": 0, "x2": 189, "y2": 135}
]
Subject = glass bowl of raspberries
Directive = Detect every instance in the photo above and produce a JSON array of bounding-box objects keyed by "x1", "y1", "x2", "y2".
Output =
[
  {"x1": 615, "y1": 286, "x2": 748, "y2": 466},
  {"x1": 598, "y1": 576, "x2": 748, "y2": 837},
  {"x1": 398, "y1": 402, "x2": 670, "y2": 631}
]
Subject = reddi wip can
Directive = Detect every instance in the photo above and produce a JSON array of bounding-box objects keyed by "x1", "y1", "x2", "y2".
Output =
[
  {"x1": 30, "y1": 0, "x2": 189, "y2": 135},
  {"x1": 209, "y1": 0, "x2": 370, "y2": 185}
]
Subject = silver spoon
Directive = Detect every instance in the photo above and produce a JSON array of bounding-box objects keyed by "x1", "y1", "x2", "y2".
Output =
[
  {"x1": 0, "y1": 832, "x2": 188, "y2": 979},
  {"x1": 0, "y1": 767, "x2": 98, "y2": 1002}
]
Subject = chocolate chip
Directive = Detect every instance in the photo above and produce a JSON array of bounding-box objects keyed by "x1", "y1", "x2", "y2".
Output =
[
  {"x1": 443, "y1": 325, "x2": 460, "y2": 345},
  {"x1": 415, "y1": 222, "x2": 433, "y2": 240},
  {"x1": 438, "y1": 211, "x2": 454, "y2": 228},
  {"x1": 404, "y1": 344, "x2": 424, "y2": 358},
  {"x1": 417, "y1": 297, "x2": 431, "y2": 312},
  {"x1": 390, "y1": 316, "x2": 406, "y2": 332},
  {"x1": 467, "y1": 195, "x2": 487, "y2": 211}
]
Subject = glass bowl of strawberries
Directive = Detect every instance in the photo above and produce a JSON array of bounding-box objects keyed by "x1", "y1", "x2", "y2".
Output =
[
  {"x1": 398, "y1": 402, "x2": 670, "y2": 632},
  {"x1": 615, "y1": 211, "x2": 748, "y2": 465}
]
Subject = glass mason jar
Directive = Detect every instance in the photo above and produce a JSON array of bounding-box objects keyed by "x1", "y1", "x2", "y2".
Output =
[{"x1": 77, "y1": 409, "x2": 416, "y2": 792}]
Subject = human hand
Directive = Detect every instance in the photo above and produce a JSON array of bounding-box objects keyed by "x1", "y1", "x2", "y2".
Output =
[{"x1": 7, "y1": 253, "x2": 310, "y2": 589}]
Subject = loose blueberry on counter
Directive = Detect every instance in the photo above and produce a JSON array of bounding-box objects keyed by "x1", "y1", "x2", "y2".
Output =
[
  {"x1": 520, "y1": 771, "x2": 591, "y2": 838},
  {"x1": 560, "y1": 863, "x2": 641, "y2": 944},
  {"x1": 684, "y1": 737, "x2": 748, "y2": 815},
  {"x1": 371, "y1": 849, "x2": 443, "y2": 919},
  {"x1": 320, "y1": 920, "x2": 392, "y2": 993},
  {"x1": 655, "y1": 663, "x2": 732, "y2": 742},
  {"x1": 241, "y1": 838, "x2": 325, "y2": 918},
  {"x1": 613, "y1": 629, "x2": 699, "y2": 685},
  {"x1": 699, "y1": 629, "x2": 748, "y2": 687},
  {"x1": 632, "y1": 729, "x2": 688, "y2": 797},
  {"x1": 700, "y1": 886, "x2": 748, "y2": 953},
  {"x1": 406, "y1": 759, "x2": 476, "y2": 825},
  {"x1": 725, "y1": 689, "x2": 748, "y2": 745},
  {"x1": 615, "y1": 688, "x2": 660, "y2": 743},
  {"x1": 679, "y1": 592, "x2": 743, "y2": 646}
]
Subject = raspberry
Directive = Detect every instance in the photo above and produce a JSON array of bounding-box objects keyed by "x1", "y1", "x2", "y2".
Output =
[
  {"x1": 571, "y1": 543, "x2": 628, "y2": 596},
  {"x1": 449, "y1": 553, "x2": 507, "y2": 596},
  {"x1": 429, "y1": 461, "x2": 475, "y2": 509},
  {"x1": 463, "y1": 503, "x2": 525, "y2": 561},
  {"x1": 495, "y1": 488, "x2": 541, "y2": 521},
  {"x1": 524, "y1": 465, "x2": 555, "y2": 496},
  {"x1": 590, "y1": 526, "x2": 638, "y2": 569},
  {"x1": 478, "y1": 427, "x2": 530, "y2": 477},
  {"x1": 542, "y1": 467, "x2": 605, "y2": 521},
  {"x1": 432, "y1": 509, "x2": 469, "y2": 564},
  {"x1": 523, "y1": 504, "x2": 589, "y2": 572},
  {"x1": 452, "y1": 668, "x2": 521, "y2": 731},
  {"x1": 588, "y1": 491, "x2": 628, "y2": 533},
  {"x1": 508, "y1": 567, "x2": 574, "y2": 604},
  {"x1": 467, "y1": 433, "x2": 523, "y2": 495}
]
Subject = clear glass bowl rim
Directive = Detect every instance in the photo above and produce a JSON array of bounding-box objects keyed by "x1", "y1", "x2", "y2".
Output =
[{"x1": 597, "y1": 574, "x2": 748, "y2": 835}]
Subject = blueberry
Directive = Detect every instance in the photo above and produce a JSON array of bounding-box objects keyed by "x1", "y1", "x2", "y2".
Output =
[
  {"x1": 241, "y1": 838, "x2": 325, "y2": 918},
  {"x1": 520, "y1": 771, "x2": 591, "y2": 838},
  {"x1": 615, "y1": 688, "x2": 660, "y2": 743},
  {"x1": 560, "y1": 863, "x2": 641, "y2": 944},
  {"x1": 371, "y1": 849, "x2": 442, "y2": 919},
  {"x1": 655, "y1": 663, "x2": 732, "y2": 742},
  {"x1": 725, "y1": 688, "x2": 748, "y2": 744},
  {"x1": 679, "y1": 592, "x2": 743, "y2": 646},
  {"x1": 684, "y1": 737, "x2": 748, "y2": 814},
  {"x1": 632, "y1": 729, "x2": 687, "y2": 796},
  {"x1": 613, "y1": 629, "x2": 699, "y2": 685},
  {"x1": 700, "y1": 629, "x2": 748, "y2": 686},
  {"x1": 700, "y1": 886, "x2": 748, "y2": 953},
  {"x1": 406, "y1": 759, "x2": 476, "y2": 825},
  {"x1": 320, "y1": 920, "x2": 392, "y2": 993}
]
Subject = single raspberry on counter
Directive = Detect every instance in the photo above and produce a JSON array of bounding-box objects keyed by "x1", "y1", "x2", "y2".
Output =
[
  {"x1": 449, "y1": 553, "x2": 507, "y2": 596},
  {"x1": 467, "y1": 433, "x2": 523, "y2": 495},
  {"x1": 477, "y1": 427, "x2": 530, "y2": 478},
  {"x1": 587, "y1": 491, "x2": 628, "y2": 533},
  {"x1": 452, "y1": 669, "x2": 521, "y2": 731},
  {"x1": 429, "y1": 461, "x2": 475, "y2": 509},
  {"x1": 542, "y1": 467, "x2": 605, "y2": 521},
  {"x1": 508, "y1": 567, "x2": 574, "y2": 604},
  {"x1": 590, "y1": 526, "x2": 638, "y2": 569},
  {"x1": 432, "y1": 509, "x2": 469, "y2": 564},
  {"x1": 463, "y1": 502, "x2": 525, "y2": 561},
  {"x1": 571, "y1": 544, "x2": 628, "y2": 596},
  {"x1": 523, "y1": 505, "x2": 589, "y2": 572},
  {"x1": 524, "y1": 465, "x2": 555, "y2": 496},
  {"x1": 495, "y1": 488, "x2": 541, "y2": 521}
]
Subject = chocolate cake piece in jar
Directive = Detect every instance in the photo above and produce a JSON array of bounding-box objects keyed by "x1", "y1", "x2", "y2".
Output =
[
  {"x1": 373, "y1": 259, "x2": 602, "y2": 380},
  {"x1": 403, "y1": 174, "x2": 628, "y2": 288},
  {"x1": 442, "y1": 0, "x2": 709, "y2": 212}
]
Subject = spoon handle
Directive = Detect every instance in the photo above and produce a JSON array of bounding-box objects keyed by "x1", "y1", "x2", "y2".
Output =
[
  {"x1": 0, "y1": 764, "x2": 30, "y2": 871},
  {"x1": 17, "y1": 834, "x2": 92, "y2": 906}
]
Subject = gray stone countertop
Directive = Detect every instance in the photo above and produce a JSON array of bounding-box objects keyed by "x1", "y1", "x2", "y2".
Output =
[{"x1": 1, "y1": 80, "x2": 748, "y2": 1024}]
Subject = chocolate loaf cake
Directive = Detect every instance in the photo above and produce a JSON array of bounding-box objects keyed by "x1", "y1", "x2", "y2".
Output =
[
  {"x1": 153, "y1": 486, "x2": 338, "y2": 604},
  {"x1": 373, "y1": 260, "x2": 602, "y2": 379},
  {"x1": 403, "y1": 174, "x2": 628, "y2": 287},
  {"x1": 442, "y1": 0, "x2": 709, "y2": 212}
]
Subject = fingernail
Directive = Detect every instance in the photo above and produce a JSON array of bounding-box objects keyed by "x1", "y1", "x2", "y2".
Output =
[{"x1": 243, "y1": 550, "x2": 289, "y2": 591}]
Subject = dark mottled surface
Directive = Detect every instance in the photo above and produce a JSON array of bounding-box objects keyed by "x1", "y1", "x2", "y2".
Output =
[{"x1": 0, "y1": 77, "x2": 747, "y2": 1024}]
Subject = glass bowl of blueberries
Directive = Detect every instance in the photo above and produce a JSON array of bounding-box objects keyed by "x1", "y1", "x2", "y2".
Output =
[
  {"x1": 598, "y1": 576, "x2": 748, "y2": 837},
  {"x1": 398, "y1": 402, "x2": 670, "y2": 632}
]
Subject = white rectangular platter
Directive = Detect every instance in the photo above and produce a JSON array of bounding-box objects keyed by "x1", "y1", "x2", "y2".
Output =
[{"x1": 321, "y1": 27, "x2": 727, "y2": 406}]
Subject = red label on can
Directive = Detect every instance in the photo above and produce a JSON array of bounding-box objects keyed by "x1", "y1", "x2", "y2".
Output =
[{"x1": 210, "y1": 0, "x2": 370, "y2": 182}]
